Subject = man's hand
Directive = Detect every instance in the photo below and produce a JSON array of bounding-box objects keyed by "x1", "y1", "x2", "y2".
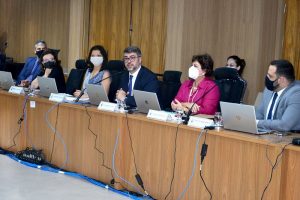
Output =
[
  {"x1": 116, "y1": 88, "x2": 127, "y2": 101},
  {"x1": 19, "y1": 80, "x2": 30, "y2": 87}
]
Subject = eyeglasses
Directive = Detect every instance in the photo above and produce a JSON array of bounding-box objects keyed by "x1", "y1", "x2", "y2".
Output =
[{"x1": 123, "y1": 56, "x2": 140, "y2": 63}]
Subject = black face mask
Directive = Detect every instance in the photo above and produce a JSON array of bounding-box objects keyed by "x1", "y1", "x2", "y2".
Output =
[
  {"x1": 35, "y1": 50, "x2": 44, "y2": 58},
  {"x1": 43, "y1": 61, "x2": 56, "y2": 69},
  {"x1": 265, "y1": 75, "x2": 279, "y2": 91}
]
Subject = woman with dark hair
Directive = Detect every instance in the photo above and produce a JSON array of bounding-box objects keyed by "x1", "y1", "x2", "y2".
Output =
[
  {"x1": 171, "y1": 54, "x2": 220, "y2": 115},
  {"x1": 226, "y1": 55, "x2": 246, "y2": 76},
  {"x1": 73, "y1": 45, "x2": 111, "y2": 98},
  {"x1": 31, "y1": 49, "x2": 66, "y2": 93}
]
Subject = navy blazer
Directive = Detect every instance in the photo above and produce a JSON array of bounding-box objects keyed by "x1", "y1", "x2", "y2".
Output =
[
  {"x1": 119, "y1": 66, "x2": 159, "y2": 107},
  {"x1": 17, "y1": 57, "x2": 42, "y2": 84}
]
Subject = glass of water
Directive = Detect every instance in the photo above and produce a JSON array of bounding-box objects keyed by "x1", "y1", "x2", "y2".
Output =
[
  {"x1": 175, "y1": 109, "x2": 184, "y2": 123},
  {"x1": 214, "y1": 112, "x2": 223, "y2": 127},
  {"x1": 116, "y1": 99, "x2": 126, "y2": 113}
]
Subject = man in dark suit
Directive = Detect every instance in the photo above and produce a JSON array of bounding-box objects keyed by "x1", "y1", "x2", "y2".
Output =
[
  {"x1": 16, "y1": 40, "x2": 47, "y2": 86},
  {"x1": 116, "y1": 46, "x2": 159, "y2": 107},
  {"x1": 256, "y1": 59, "x2": 300, "y2": 132}
]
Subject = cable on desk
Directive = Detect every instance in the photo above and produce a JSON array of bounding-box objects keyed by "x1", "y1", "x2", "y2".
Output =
[
  {"x1": 45, "y1": 102, "x2": 68, "y2": 170},
  {"x1": 7, "y1": 94, "x2": 30, "y2": 150},
  {"x1": 260, "y1": 142, "x2": 292, "y2": 200},
  {"x1": 112, "y1": 128, "x2": 145, "y2": 196},
  {"x1": 124, "y1": 112, "x2": 156, "y2": 198},
  {"x1": 84, "y1": 105, "x2": 123, "y2": 186},
  {"x1": 164, "y1": 123, "x2": 180, "y2": 200},
  {"x1": 49, "y1": 103, "x2": 60, "y2": 163},
  {"x1": 199, "y1": 129, "x2": 212, "y2": 200},
  {"x1": 176, "y1": 129, "x2": 205, "y2": 200}
]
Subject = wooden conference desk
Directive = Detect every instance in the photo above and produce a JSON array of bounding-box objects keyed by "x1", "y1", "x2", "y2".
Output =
[{"x1": 0, "y1": 90, "x2": 299, "y2": 200}]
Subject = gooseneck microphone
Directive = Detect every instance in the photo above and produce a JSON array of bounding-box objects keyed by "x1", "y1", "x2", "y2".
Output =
[
  {"x1": 183, "y1": 85, "x2": 217, "y2": 125},
  {"x1": 74, "y1": 70, "x2": 126, "y2": 103}
]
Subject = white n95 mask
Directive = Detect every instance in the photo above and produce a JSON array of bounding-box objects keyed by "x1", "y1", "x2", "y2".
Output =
[
  {"x1": 90, "y1": 56, "x2": 103, "y2": 66},
  {"x1": 188, "y1": 66, "x2": 200, "y2": 80}
]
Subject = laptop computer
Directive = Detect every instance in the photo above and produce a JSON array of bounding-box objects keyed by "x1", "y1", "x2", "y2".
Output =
[
  {"x1": 133, "y1": 90, "x2": 161, "y2": 113},
  {"x1": 37, "y1": 76, "x2": 58, "y2": 97},
  {"x1": 86, "y1": 84, "x2": 109, "y2": 105},
  {"x1": 0, "y1": 71, "x2": 15, "y2": 90},
  {"x1": 220, "y1": 101, "x2": 268, "y2": 134}
]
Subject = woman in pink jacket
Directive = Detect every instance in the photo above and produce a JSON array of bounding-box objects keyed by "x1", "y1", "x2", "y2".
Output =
[{"x1": 171, "y1": 54, "x2": 220, "y2": 115}]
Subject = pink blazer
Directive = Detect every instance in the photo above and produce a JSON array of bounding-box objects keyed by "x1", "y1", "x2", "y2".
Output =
[{"x1": 174, "y1": 78, "x2": 220, "y2": 115}]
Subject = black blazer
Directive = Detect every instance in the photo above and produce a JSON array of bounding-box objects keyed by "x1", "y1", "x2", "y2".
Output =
[{"x1": 119, "y1": 66, "x2": 159, "y2": 107}]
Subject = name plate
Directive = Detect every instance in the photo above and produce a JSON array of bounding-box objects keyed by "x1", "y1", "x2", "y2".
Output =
[
  {"x1": 187, "y1": 116, "x2": 214, "y2": 129},
  {"x1": 98, "y1": 101, "x2": 117, "y2": 112},
  {"x1": 147, "y1": 109, "x2": 170, "y2": 122},
  {"x1": 9, "y1": 86, "x2": 24, "y2": 94},
  {"x1": 49, "y1": 93, "x2": 66, "y2": 103}
]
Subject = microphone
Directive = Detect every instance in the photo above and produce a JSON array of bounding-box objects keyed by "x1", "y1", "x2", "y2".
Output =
[
  {"x1": 182, "y1": 84, "x2": 217, "y2": 125},
  {"x1": 74, "y1": 70, "x2": 126, "y2": 102}
]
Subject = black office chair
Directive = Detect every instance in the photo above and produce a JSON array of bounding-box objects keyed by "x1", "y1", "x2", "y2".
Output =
[
  {"x1": 75, "y1": 59, "x2": 88, "y2": 70},
  {"x1": 214, "y1": 67, "x2": 247, "y2": 109},
  {"x1": 105, "y1": 60, "x2": 126, "y2": 102},
  {"x1": 3, "y1": 62, "x2": 25, "y2": 80},
  {"x1": 65, "y1": 68, "x2": 86, "y2": 95},
  {"x1": 158, "y1": 70, "x2": 182, "y2": 110}
]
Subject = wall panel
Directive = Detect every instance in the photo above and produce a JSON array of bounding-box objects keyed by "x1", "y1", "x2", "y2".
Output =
[
  {"x1": 89, "y1": 0, "x2": 167, "y2": 74},
  {"x1": 165, "y1": 0, "x2": 285, "y2": 104},
  {"x1": 283, "y1": 0, "x2": 300, "y2": 79},
  {"x1": 0, "y1": 0, "x2": 70, "y2": 71}
]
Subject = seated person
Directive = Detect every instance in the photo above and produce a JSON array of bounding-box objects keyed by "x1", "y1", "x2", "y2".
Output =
[
  {"x1": 73, "y1": 45, "x2": 111, "y2": 99},
  {"x1": 17, "y1": 40, "x2": 48, "y2": 86},
  {"x1": 256, "y1": 59, "x2": 300, "y2": 132},
  {"x1": 171, "y1": 54, "x2": 220, "y2": 115},
  {"x1": 226, "y1": 55, "x2": 246, "y2": 76},
  {"x1": 115, "y1": 46, "x2": 159, "y2": 107},
  {"x1": 31, "y1": 49, "x2": 66, "y2": 93}
]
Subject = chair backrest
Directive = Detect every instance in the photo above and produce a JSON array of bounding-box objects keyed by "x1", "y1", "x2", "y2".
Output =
[
  {"x1": 3, "y1": 62, "x2": 24, "y2": 80},
  {"x1": 214, "y1": 67, "x2": 247, "y2": 106},
  {"x1": 163, "y1": 70, "x2": 182, "y2": 83},
  {"x1": 65, "y1": 68, "x2": 86, "y2": 95},
  {"x1": 158, "y1": 70, "x2": 182, "y2": 110},
  {"x1": 105, "y1": 60, "x2": 126, "y2": 102},
  {"x1": 75, "y1": 59, "x2": 88, "y2": 70}
]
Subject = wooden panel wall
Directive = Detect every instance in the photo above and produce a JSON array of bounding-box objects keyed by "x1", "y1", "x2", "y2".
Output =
[
  {"x1": 165, "y1": 0, "x2": 285, "y2": 104},
  {"x1": 67, "y1": 0, "x2": 90, "y2": 68},
  {"x1": 0, "y1": 0, "x2": 70, "y2": 71},
  {"x1": 89, "y1": 0, "x2": 167, "y2": 74},
  {"x1": 283, "y1": 0, "x2": 300, "y2": 80}
]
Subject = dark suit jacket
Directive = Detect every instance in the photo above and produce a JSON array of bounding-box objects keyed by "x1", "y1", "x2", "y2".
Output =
[
  {"x1": 17, "y1": 57, "x2": 41, "y2": 84},
  {"x1": 119, "y1": 66, "x2": 159, "y2": 107}
]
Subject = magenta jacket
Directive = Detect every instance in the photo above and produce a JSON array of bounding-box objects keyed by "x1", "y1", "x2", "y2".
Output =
[{"x1": 174, "y1": 78, "x2": 220, "y2": 115}]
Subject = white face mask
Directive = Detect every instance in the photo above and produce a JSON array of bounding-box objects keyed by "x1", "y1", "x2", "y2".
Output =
[
  {"x1": 90, "y1": 56, "x2": 103, "y2": 66},
  {"x1": 188, "y1": 66, "x2": 200, "y2": 79}
]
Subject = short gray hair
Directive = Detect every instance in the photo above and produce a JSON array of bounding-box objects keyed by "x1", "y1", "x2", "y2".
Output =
[
  {"x1": 123, "y1": 46, "x2": 142, "y2": 57},
  {"x1": 35, "y1": 40, "x2": 47, "y2": 47}
]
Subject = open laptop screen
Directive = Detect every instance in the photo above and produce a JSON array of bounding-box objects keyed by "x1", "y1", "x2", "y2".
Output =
[
  {"x1": 0, "y1": 71, "x2": 15, "y2": 90},
  {"x1": 37, "y1": 76, "x2": 58, "y2": 97},
  {"x1": 220, "y1": 101, "x2": 268, "y2": 134},
  {"x1": 133, "y1": 90, "x2": 161, "y2": 113}
]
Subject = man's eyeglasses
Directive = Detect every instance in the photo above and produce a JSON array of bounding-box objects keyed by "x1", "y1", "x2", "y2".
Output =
[{"x1": 123, "y1": 56, "x2": 140, "y2": 63}]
